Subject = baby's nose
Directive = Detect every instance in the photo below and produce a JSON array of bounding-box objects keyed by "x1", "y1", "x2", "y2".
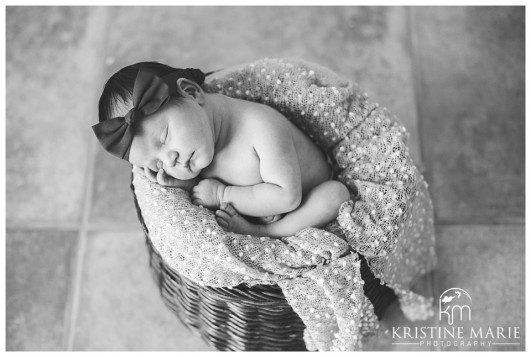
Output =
[{"x1": 163, "y1": 151, "x2": 178, "y2": 167}]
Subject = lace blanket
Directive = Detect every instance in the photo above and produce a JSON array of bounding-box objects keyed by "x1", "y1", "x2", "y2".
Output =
[{"x1": 132, "y1": 58, "x2": 437, "y2": 351}]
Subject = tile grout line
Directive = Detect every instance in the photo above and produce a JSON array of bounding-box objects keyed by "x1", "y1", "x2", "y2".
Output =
[
  {"x1": 398, "y1": 6, "x2": 424, "y2": 174},
  {"x1": 62, "y1": 136, "x2": 94, "y2": 348},
  {"x1": 6, "y1": 221, "x2": 141, "y2": 231},
  {"x1": 406, "y1": 8, "x2": 441, "y2": 352},
  {"x1": 62, "y1": 7, "x2": 111, "y2": 351},
  {"x1": 430, "y1": 270, "x2": 442, "y2": 352},
  {"x1": 63, "y1": 134, "x2": 95, "y2": 350},
  {"x1": 434, "y1": 218, "x2": 525, "y2": 226},
  {"x1": 405, "y1": 7, "x2": 432, "y2": 186},
  {"x1": 7, "y1": 219, "x2": 525, "y2": 231}
]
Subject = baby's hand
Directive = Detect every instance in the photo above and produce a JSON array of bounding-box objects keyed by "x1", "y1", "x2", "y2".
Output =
[
  {"x1": 192, "y1": 178, "x2": 226, "y2": 210},
  {"x1": 139, "y1": 165, "x2": 181, "y2": 186},
  {"x1": 132, "y1": 165, "x2": 199, "y2": 191}
]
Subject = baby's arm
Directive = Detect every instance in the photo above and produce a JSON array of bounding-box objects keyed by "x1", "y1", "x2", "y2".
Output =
[{"x1": 221, "y1": 117, "x2": 303, "y2": 217}]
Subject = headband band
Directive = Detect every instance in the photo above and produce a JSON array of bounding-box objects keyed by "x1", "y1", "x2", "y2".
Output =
[{"x1": 92, "y1": 67, "x2": 205, "y2": 161}]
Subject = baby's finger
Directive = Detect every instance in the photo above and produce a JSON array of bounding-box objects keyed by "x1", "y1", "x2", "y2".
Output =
[
  {"x1": 157, "y1": 168, "x2": 169, "y2": 186},
  {"x1": 144, "y1": 167, "x2": 157, "y2": 182},
  {"x1": 192, "y1": 198, "x2": 204, "y2": 206}
]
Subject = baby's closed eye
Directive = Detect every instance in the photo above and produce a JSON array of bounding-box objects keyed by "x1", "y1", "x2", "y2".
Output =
[{"x1": 160, "y1": 127, "x2": 168, "y2": 144}]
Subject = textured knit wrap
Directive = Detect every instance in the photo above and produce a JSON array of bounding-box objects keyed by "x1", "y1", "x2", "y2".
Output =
[{"x1": 132, "y1": 58, "x2": 437, "y2": 351}]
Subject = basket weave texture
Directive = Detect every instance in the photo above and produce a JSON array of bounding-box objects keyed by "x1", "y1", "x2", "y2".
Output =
[{"x1": 133, "y1": 177, "x2": 396, "y2": 351}]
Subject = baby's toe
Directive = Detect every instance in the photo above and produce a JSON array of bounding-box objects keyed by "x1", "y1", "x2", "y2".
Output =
[
  {"x1": 216, "y1": 209, "x2": 231, "y2": 221},
  {"x1": 216, "y1": 217, "x2": 228, "y2": 228},
  {"x1": 222, "y1": 203, "x2": 239, "y2": 217}
]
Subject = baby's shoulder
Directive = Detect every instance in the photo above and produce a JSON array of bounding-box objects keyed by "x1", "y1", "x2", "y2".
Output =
[
  {"x1": 231, "y1": 101, "x2": 295, "y2": 151},
  {"x1": 236, "y1": 100, "x2": 289, "y2": 134}
]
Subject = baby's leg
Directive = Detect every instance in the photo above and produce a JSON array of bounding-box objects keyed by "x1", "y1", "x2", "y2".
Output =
[{"x1": 215, "y1": 181, "x2": 350, "y2": 238}]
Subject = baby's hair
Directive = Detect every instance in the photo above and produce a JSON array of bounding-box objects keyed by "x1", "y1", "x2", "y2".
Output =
[{"x1": 98, "y1": 61, "x2": 211, "y2": 123}]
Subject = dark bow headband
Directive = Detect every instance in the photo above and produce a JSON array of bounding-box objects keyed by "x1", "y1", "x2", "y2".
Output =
[{"x1": 92, "y1": 67, "x2": 205, "y2": 161}]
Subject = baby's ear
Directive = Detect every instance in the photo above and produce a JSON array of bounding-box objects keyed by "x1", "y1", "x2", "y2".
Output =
[{"x1": 176, "y1": 78, "x2": 205, "y2": 104}]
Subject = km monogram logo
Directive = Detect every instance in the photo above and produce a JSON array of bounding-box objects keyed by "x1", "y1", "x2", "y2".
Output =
[{"x1": 439, "y1": 288, "x2": 472, "y2": 325}]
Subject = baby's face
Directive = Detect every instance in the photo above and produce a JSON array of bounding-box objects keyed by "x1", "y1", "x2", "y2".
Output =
[{"x1": 128, "y1": 98, "x2": 215, "y2": 180}]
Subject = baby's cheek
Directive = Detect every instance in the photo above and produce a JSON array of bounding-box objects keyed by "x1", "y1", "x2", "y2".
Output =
[{"x1": 199, "y1": 150, "x2": 214, "y2": 169}]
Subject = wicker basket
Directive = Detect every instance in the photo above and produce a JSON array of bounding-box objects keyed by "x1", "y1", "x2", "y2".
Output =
[{"x1": 131, "y1": 176, "x2": 396, "y2": 351}]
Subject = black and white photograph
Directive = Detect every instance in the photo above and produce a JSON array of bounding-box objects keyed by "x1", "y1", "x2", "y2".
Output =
[{"x1": 4, "y1": 3, "x2": 526, "y2": 352}]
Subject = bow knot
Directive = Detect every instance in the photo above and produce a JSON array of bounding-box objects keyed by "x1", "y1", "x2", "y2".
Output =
[{"x1": 124, "y1": 107, "x2": 139, "y2": 125}]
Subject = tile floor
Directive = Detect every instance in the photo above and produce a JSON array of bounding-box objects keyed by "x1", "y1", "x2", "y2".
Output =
[{"x1": 5, "y1": 6, "x2": 525, "y2": 351}]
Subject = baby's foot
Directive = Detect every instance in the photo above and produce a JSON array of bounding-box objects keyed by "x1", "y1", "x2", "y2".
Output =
[
  {"x1": 216, "y1": 203, "x2": 265, "y2": 236},
  {"x1": 255, "y1": 214, "x2": 284, "y2": 225}
]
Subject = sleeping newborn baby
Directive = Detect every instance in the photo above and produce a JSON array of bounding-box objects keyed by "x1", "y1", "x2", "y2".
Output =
[{"x1": 93, "y1": 62, "x2": 350, "y2": 238}]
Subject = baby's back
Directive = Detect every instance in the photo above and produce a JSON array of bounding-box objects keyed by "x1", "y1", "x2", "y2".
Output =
[{"x1": 280, "y1": 108, "x2": 333, "y2": 195}]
